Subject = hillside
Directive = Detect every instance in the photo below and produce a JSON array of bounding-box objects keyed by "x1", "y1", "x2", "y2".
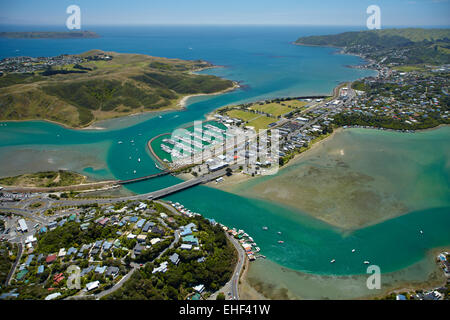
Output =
[
  {"x1": 295, "y1": 28, "x2": 450, "y2": 66},
  {"x1": 0, "y1": 50, "x2": 234, "y2": 127}
]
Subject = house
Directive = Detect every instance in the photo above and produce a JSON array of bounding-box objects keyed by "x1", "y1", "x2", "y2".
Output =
[
  {"x1": 46, "y1": 254, "x2": 57, "y2": 264},
  {"x1": 37, "y1": 265, "x2": 44, "y2": 274},
  {"x1": 45, "y1": 292, "x2": 61, "y2": 300},
  {"x1": 95, "y1": 265, "x2": 107, "y2": 274},
  {"x1": 182, "y1": 235, "x2": 199, "y2": 246},
  {"x1": 86, "y1": 280, "x2": 100, "y2": 291},
  {"x1": 193, "y1": 284, "x2": 205, "y2": 294},
  {"x1": 129, "y1": 216, "x2": 138, "y2": 223},
  {"x1": 180, "y1": 244, "x2": 192, "y2": 250},
  {"x1": 67, "y1": 247, "x2": 77, "y2": 255},
  {"x1": 150, "y1": 226, "x2": 165, "y2": 236},
  {"x1": 25, "y1": 254, "x2": 34, "y2": 266},
  {"x1": 80, "y1": 265, "x2": 95, "y2": 277},
  {"x1": 58, "y1": 248, "x2": 66, "y2": 257},
  {"x1": 80, "y1": 223, "x2": 90, "y2": 231},
  {"x1": 160, "y1": 212, "x2": 168, "y2": 219},
  {"x1": 152, "y1": 261, "x2": 168, "y2": 274},
  {"x1": 136, "y1": 219, "x2": 146, "y2": 229},
  {"x1": 102, "y1": 241, "x2": 112, "y2": 250},
  {"x1": 25, "y1": 235, "x2": 37, "y2": 245},
  {"x1": 133, "y1": 244, "x2": 144, "y2": 255},
  {"x1": 142, "y1": 221, "x2": 155, "y2": 232},
  {"x1": 137, "y1": 234, "x2": 147, "y2": 243},
  {"x1": 150, "y1": 238, "x2": 161, "y2": 245},
  {"x1": 169, "y1": 253, "x2": 180, "y2": 265},
  {"x1": 94, "y1": 240, "x2": 103, "y2": 248},
  {"x1": 16, "y1": 269, "x2": 28, "y2": 281},
  {"x1": 196, "y1": 257, "x2": 205, "y2": 263},
  {"x1": 105, "y1": 266, "x2": 120, "y2": 278},
  {"x1": 180, "y1": 226, "x2": 192, "y2": 237}
]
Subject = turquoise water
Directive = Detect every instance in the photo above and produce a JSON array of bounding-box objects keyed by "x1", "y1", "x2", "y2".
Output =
[{"x1": 0, "y1": 26, "x2": 448, "y2": 276}]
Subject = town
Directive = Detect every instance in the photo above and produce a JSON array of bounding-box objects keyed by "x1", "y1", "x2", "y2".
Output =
[{"x1": 0, "y1": 195, "x2": 251, "y2": 300}]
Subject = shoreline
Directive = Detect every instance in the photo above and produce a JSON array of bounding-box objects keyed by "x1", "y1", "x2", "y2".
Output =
[
  {"x1": 177, "y1": 81, "x2": 241, "y2": 109},
  {"x1": 0, "y1": 65, "x2": 239, "y2": 131},
  {"x1": 239, "y1": 245, "x2": 450, "y2": 300}
]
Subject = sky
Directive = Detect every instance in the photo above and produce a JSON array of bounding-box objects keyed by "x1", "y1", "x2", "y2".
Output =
[{"x1": 0, "y1": 0, "x2": 449, "y2": 27}]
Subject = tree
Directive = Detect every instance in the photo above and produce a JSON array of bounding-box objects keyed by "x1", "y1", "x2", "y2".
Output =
[{"x1": 216, "y1": 292, "x2": 226, "y2": 300}]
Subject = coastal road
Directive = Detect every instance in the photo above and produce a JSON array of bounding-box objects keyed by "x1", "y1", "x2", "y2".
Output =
[{"x1": 209, "y1": 232, "x2": 246, "y2": 300}]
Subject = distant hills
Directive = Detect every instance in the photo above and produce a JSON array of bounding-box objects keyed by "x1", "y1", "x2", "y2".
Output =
[
  {"x1": 295, "y1": 28, "x2": 450, "y2": 65},
  {"x1": 0, "y1": 31, "x2": 100, "y2": 39}
]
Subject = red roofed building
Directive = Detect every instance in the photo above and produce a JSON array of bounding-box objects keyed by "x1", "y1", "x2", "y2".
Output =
[
  {"x1": 46, "y1": 254, "x2": 57, "y2": 263},
  {"x1": 53, "y1": 273, "x2": 64, "y2": 284}
]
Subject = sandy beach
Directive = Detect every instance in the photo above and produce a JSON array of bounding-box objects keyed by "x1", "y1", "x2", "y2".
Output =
[{"x1": 177, "y1": 82, "x2": 241, "y2": 109}]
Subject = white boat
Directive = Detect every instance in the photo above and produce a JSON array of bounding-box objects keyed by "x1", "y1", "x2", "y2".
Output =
[
  {"x1": 330, "y1": 259, "x2": 336, "y2": 263},
  {"x1": 278, "y1": 231, "x2": 282, "y2": 235},
  {"x1": 352, "y1": 249, "x2": 356, "y2": 253},
  {"x1": 278, "y1": 240, "x2": 284, "y2": 244},
  {"x1": 420, "y1": 230, "x2": 423, "y2": 234},
  {"x1": 262, "y1": 226, "x2": 268, "y2": 230},
  {"x1": 133, "y1": 170, "x2": 136, "y2": 174},
  {"x1": 138, "y1": 158, "x2": 141, "y2": 162},
  {"x1": 118, "y1": 141, "x2": 123, "y2": 144},
  {"x1": 363, "y1": 261, "x2": 370, "y2": 264}
]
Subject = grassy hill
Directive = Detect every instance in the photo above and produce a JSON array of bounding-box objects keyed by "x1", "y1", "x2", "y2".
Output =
[
  {"x1": 0, "y1": 170, "x2": 87, "y2": 188},
  {"x1": 295, "y1": 28, "x2": 450, "y2": 65},
  {"x1": 0, "y1": 50, "x2": 234, "y2": 127}
]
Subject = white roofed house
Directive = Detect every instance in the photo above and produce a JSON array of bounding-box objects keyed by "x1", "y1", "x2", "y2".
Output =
[{"x1": 86, "y1": 280, "x2": 100, "y2": 291}]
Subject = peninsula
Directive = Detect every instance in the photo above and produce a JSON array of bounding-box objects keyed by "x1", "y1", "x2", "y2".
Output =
[
  {"x1": 0, "y1": 50, "x2": 235, "y2": 128},
  {"x1": 0, "y1": 31, "x2": 100, "y2": 39}
]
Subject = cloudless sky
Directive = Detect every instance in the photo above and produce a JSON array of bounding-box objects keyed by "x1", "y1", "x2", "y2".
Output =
[{"x1": 0, "y1": 0, "x2": 449, "y2": 27}]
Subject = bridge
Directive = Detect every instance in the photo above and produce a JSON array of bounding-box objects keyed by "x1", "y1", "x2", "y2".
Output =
[{"x1": 117, "y1": 170, "x2": 171, "y2": 185}]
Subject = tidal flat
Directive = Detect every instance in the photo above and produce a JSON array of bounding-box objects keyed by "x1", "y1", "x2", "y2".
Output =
[{"x1": 230, "y1": 127, "x2": 450, "y2": 230}]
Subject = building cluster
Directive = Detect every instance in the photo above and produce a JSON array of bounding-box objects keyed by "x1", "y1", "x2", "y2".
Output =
[
  {"x1": 0, "y1": 55, "x2": 83, "y2": 73},
  {"x1": 4, "y1": 199, "x2": 215, "y2": 300},
  {"x1": 343, "y1": 69, "x2": 449, "y2": 126}
]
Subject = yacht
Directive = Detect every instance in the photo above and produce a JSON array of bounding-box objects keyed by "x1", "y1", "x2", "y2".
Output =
[
  {"x1": 330, "y1": 259, "x2": 336, "y2": 263},
  {"x1": 262, "y1": 226, "x2": 268, "y2": 230},
  {"x1": 278, "y1": 240, "x2": 284, "y2": 244},
  {"x1": 352, "y1": 249, "x2": 356, "y2": 253},
  {"x1": 363, "y1": 261, "x2": 370, "y2": 264}
]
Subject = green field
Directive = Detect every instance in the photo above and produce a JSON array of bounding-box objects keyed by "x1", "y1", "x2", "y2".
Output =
[
  {"x1": 250, "y1": 103, "x2": 291, "y2": 116},
  {"x1": 226, "y1": 109, "x2": 259, "y2": 121},
  {"x1": 393, "y1": 65, "x2": 428, "y2": 72},
  {"x1": 247, "y1": 115, "x2": 277, "y2": 130}
]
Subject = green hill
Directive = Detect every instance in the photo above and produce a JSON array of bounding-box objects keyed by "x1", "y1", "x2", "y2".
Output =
[
  {"x1": 295, "y1": 28, "x2": 450, "y2": 65},
  {"x1": 0, "y1": 50, "x2": 234, "y2": 127}
]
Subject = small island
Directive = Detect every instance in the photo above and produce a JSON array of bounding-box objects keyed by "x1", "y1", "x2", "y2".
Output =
[{"x1": 0, "y1": 31, "x2": 100, "y2": 39}]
